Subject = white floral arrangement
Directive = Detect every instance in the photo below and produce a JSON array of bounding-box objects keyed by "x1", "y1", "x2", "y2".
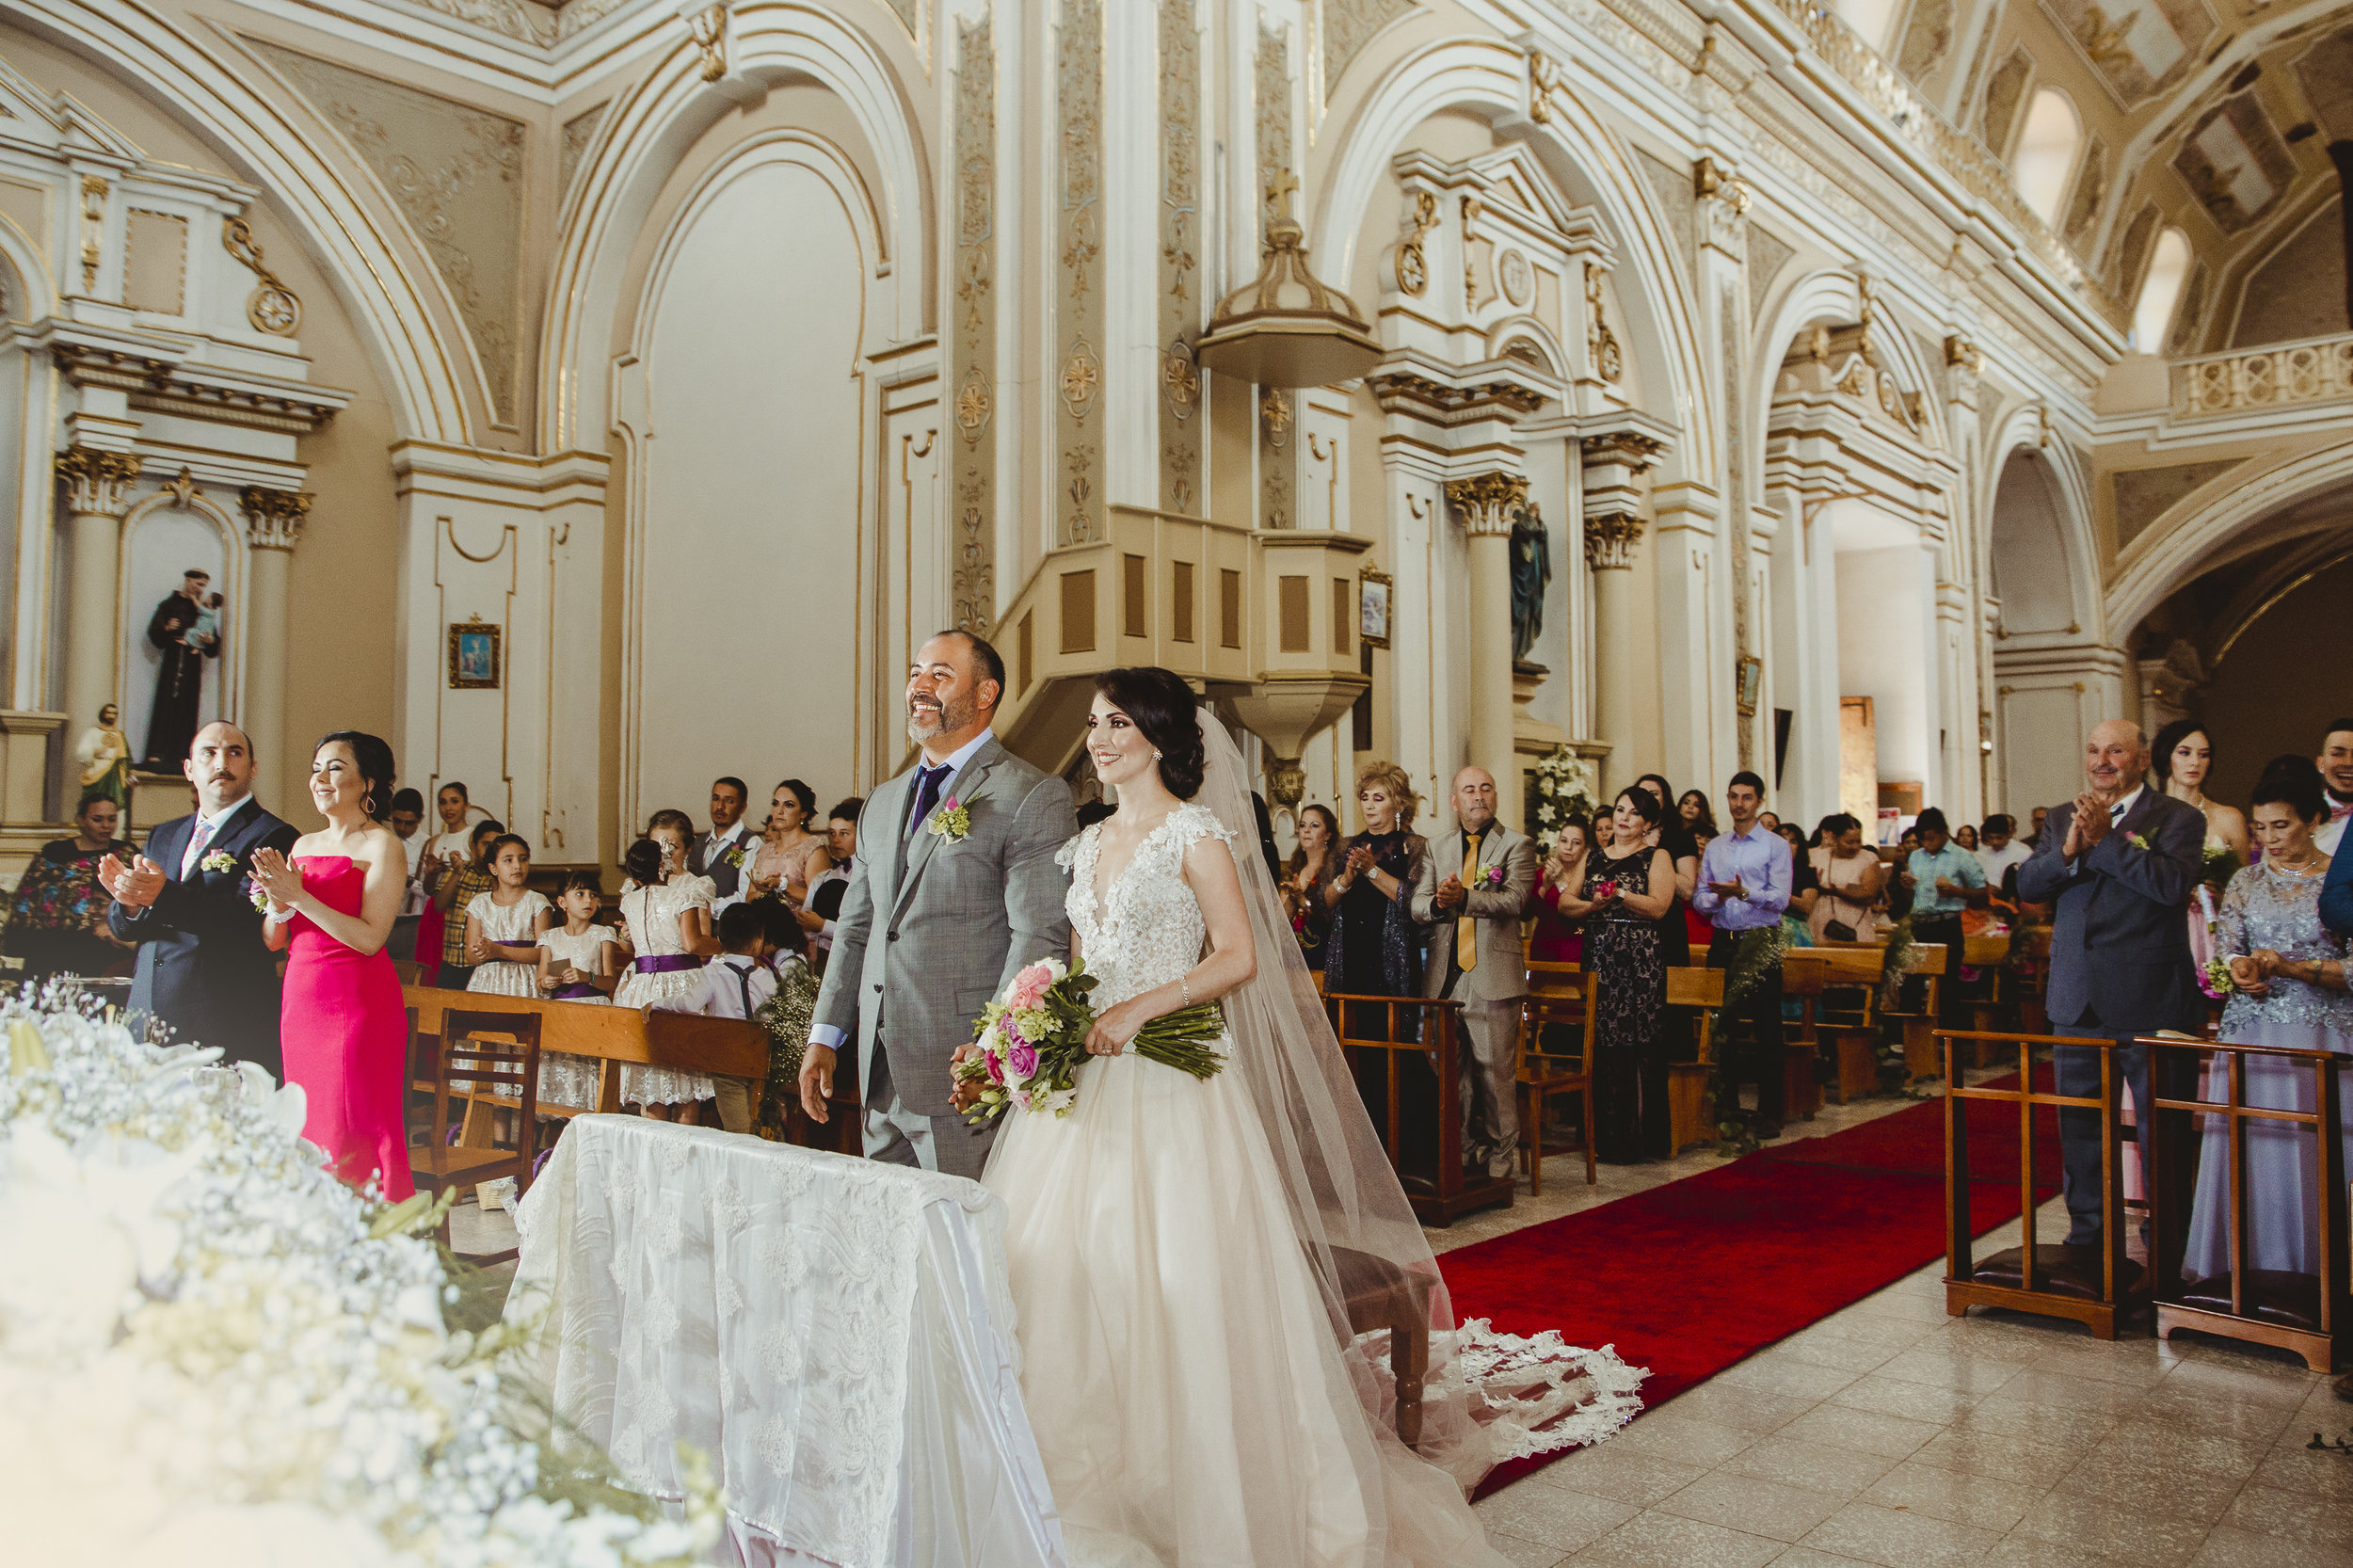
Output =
[
  {"x1": 0, "y1": 990, "x2": 720, "y2": 1567},
  {"x1": 1529, "y1": 745, "x2": 1601, "y2": 854}
]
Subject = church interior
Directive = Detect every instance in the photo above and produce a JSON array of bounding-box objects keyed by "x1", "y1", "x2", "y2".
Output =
[{"x1": 4, "y1": 0, "x2": 2352, "y2": 1563}]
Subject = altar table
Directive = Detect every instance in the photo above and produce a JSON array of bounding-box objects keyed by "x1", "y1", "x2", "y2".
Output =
[{"x1": 507, "y1": 1115, "x2": 1066, "y2": 1567}]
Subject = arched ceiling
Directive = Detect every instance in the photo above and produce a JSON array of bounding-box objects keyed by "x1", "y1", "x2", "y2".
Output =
[{"x1": 1878, "y1": 0, "x2": 2349, "y2": 354}]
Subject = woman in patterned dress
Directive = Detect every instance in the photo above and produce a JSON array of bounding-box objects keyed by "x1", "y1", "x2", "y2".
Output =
[
  {"x1": 1550, "y1": 786, "x2": 1676, "y2": 1162},
  {"x1": 613, "y1": 825, "x2": 720, "y2": 1119}
]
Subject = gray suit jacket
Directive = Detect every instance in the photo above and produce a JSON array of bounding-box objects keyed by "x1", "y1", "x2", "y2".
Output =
[
  {"x1": 811, "y1": 734, "x2": 1076, "y2": 1117},
  {"x1": 2014, "y1": 788, "x2": 2204, "y2": 1035},
  {"x1": 1411, "y1": 822, "x2": 1539, "y2": 1004}
]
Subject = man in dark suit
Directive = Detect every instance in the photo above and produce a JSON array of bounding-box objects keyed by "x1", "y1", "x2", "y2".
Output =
[
  {"x1": 688, "y1": 776, "x2": 752, "y2": 905},
  {"x1": 2016, "y1": 718, "x2": 2203, "y2": 1248},
  {"x1": 100, "y1": 720, "x2": 300, "y2": 1078}
]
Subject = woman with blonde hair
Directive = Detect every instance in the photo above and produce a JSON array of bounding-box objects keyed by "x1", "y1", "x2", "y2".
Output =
[{"x1": 1321, "y1": 760, "x2": 1428, "y2": 1004}]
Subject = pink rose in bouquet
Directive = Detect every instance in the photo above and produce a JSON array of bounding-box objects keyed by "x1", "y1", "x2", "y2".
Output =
[
  {"x1": 1007, "y1": 1041, "x2": 1039, "y2": 1079},
  {"x1": 953, "y1": 955, "x2": 1229, "y2": 1124}
]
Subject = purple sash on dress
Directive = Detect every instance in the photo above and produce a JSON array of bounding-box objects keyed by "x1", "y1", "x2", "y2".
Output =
[
  {"x1": 552, "y1": 982, "x2": 602, "y2": 1000},
  {"x1": 632, "y1": 953, "x2": 701, "y2": 975}
]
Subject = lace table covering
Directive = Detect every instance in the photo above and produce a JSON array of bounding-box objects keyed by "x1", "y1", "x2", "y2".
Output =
[{"x1": 507, "y1": 1116, "x2": 1065, "y2": 1567}]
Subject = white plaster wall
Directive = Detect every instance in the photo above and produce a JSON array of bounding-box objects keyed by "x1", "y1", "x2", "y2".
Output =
[
  {"x1": 1834, "y1": 537, "x2": 1934, "y2": 792},
  {"x1": 635, "y1": 157, "x2": 867, "y2": 824}
]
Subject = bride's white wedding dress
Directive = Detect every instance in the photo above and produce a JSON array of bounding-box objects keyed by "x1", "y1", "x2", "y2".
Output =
[{"x1": 984, "y1": 801, "x2": 1593, "y2": 1567}]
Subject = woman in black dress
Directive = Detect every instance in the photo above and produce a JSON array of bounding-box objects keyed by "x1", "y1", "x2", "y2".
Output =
[
  {"x1": 1284, "y1": 803, "x2": 1342, "y2": 971},
  {"x1": 1321, "y1": 761, "x2": 1428, "y2": 1003},
  {"x1": 4, "y1": 794, "x2": 134, "y2": 984},
  {"x1": 1552, "y1": 786, "x2": 1676, "y2": 1161}
]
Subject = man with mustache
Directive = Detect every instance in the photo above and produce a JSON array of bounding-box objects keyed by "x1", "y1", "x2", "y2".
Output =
[
  {"x1": 2017, "y1": 718, "x2": 2203, "y2": 1253},
  {"x1": 100, "y1": 721, "x2": 301, "y2": 1078},
  {"x1": 797, "y1": 630, "x2": 1076, "y2": 1176}
]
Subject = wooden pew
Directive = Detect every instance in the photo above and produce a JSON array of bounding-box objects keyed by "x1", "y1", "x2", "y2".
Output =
[
  {"x1": 1663, "y1": 966, "x2": 1725, "y2": 1153},
  {"x1": 1962, "y1": 933, "x2": 2012, "y2": 1049},
  {"x1": 1881, "y1": 944, "x2": 1950, "y2": 1082},
  {"x1": 1785, "y1": 946, "x2": 1886, "y2": 1103},
  {"x1": 402, "y1": 985, "x2": 861, "y2": 1154}
]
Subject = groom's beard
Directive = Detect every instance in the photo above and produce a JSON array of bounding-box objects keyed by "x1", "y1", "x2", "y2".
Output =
[{"x1": 906, "y1": 692, "x2": 976, "y2": 745}]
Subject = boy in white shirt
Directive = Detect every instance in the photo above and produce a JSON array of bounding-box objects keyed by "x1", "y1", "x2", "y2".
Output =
[
  {"x1": 648, "y1": 901, "x2": 776, "y2": 1134},
  {"x1": 1974, "y1": 813, "x2": 2032, "y2": 894}
]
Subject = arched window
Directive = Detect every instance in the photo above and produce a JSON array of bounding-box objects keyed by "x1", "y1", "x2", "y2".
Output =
[
  {"x1": 2011, "y1": 88, "x2": 2083, "y2": 223},
  {"x1": 1835, "y1": 0, "x2": 1904, "y2": 50},
  {"x1": 2133, "y1": 228, "x2": 2193, "y2": 353}
]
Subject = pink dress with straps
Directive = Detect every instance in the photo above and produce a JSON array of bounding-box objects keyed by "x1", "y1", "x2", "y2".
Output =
[{"x1": 280, "y1": 855, "x2": 414, "y2": 1199}]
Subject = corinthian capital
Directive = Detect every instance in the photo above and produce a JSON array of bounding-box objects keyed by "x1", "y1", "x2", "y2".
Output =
[
  {"x1": 56, "y1": 447, "x2": 141, "y2": 516},
  {"x1": 1444, "y1": 472, "x2": 1529, "y2": 537},
  {"x1": 1584, "y1": 511, "x2": 1645, "y2": 570},
  {"x1": 239, "y1": 485, "x2": 312, "y2": 552}
]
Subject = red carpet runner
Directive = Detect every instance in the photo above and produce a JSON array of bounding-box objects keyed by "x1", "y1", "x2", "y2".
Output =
[{"x1": 1446, "y1": 1082, "x2": 2061, "y2": 1496}]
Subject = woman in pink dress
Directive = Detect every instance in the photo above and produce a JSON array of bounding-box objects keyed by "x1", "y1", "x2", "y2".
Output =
[{"x1": 251, "y1": 731, "x2": 414, "y2": 1200}]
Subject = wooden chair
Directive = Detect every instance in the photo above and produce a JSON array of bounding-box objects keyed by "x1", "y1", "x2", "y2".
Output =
[
  {"x1": 392, "y1": 958, "x2": 428, "y2": 987},
  {"x1": 1786, "y1": 947, "x2": 1885, "y2": 1103},
  {"x1": 1938, "y1": 1029, "x2": 2144, "y2": 1338},
  {"x1": 1515, "y1": 976, "x2": 1597, "y2": 1195},
  {"x1": 1664, "y1": 966, "x2": 1726, "y2": 1152},
  {"x1": 409, "y1": 1009, "x2": 543, "y2": 1264},
  {"x1": 1779, "y1": 960, "x2": 1826, "y2": 1124},
  {"x1": 1321, "y1": 992, "x2": 1509, "y2": 1225},
  {"x1": 1881, "y1": 943, "x2": 1949, "y2": 1082},
  {"x1": 1963, "y1": 933, "x2": 2012, "y2": 1049},
  {"x1": 1525, "y1": 959, "x2": 1582, "y2": 997},
  {"x1": 1332, "y1": 1245, "x2": 1435, "y2": 1450},
  {"x1": 2145, "y1": 1034, "x2": 2350, "y2": 1372}
]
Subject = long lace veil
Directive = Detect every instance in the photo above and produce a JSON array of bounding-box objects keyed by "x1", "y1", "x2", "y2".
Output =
[{"x1": 1190, "y1": 711, "x2": 1493, "y2": 1498}]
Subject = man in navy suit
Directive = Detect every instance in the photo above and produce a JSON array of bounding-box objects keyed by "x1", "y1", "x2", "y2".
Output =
[
  {"x1": 2017, "y1": 718, "x2": 2204, "y2": 1249},
  {"x1": 101, "y1": 720, "x2": 300, "y2": 1077}
]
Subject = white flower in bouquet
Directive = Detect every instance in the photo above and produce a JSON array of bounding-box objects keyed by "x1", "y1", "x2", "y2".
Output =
[{"x1": 0, "y1": 996, "x2": 721, "y2": 1568}]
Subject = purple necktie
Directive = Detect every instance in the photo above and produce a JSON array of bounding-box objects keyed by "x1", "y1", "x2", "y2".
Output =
[{"x1": 906, "y1": 764, "x2": 950, "y2": 840}]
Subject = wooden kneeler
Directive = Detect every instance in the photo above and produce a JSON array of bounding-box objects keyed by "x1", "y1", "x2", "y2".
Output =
[
  {"x1": 1938, "y1": 1029, "x2": 2146, "y2": 1338},
  {"x1": 1322, "y1": 992, "x2": 1511, "y2": 1226},
  {"x1": 1663, "y1": 966, "x2": 1726, "y2": 1152},
  {"x1": 2145, "y1": 1035, "x2": 2350, "y2": 1373}
]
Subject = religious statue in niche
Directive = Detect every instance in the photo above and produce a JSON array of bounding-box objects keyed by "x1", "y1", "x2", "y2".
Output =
[
  {"x1": 1510, "y1": 502, "x2": 1554, "y2": 663},
  {"x1": 76, "y1": 703, "x2": 134, "y2": 811},
  {"x1": 140, "y1": 567, "x2": 223, "y2": 770}
]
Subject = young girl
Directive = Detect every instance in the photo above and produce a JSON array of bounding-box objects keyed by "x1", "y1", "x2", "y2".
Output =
[
  {"x1": 536, "y1": 870, "x2": 616, "y2": 1113},
  {"x1": 613, "y1": 825, "x2": 720, "y2": 1120},
  {"x1": 462, "y1": 834, "x2": 551, "y2": 997}
]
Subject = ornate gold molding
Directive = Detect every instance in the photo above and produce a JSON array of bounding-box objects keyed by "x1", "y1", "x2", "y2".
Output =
[
  {"x1": 952, "y1": 16, "x2": 998, "y2": 633},
  {"x1": 1585, "y1": 263, "x2": 1623, "y2": 383},
  {"x1": 1583, "y1": 511, "x2": 1645, "y2": 570},
  {"x1": 1057, "y1": 0, "x2": 1105, "y2": 545},
  {"x1": 1394, "y1": 188, "x2": 1436, "y2": 296},
  {"x1": 1580, "y1": 431, "x2": 1667, "y2": 466},
  {"x1": 56, "y1": 447, "x2": 141, "y2": 516},
  {"x1": 1445, "y1": 472, "x2": 1529, "y2": 537},
  {"x1": 1528, "y1": 47, "x2": 1566, "y2": 126},
  {"x1": 1159, "y1": 0, "x2": 1202, "y2": 515},
  {"x1": 223, "y1": 217, "x2": 302, "y2": 337},
  {"x1": 239, "y1": 485, "x2": 312, "y2": 552},
  {"x1": 687, "y1": 3, "x2": 728, "y2": 82},
  {"x1": 78, "y1": 175, "x2": 106, "y2": 294}
]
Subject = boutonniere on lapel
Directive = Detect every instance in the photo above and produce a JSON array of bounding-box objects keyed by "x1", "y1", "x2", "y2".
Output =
[
  {"x1": 723, "y1": 845, "x2": 748, "y2": 870},
  {"x1": 2126, "y1": 832, "x2": 2151, "y2": 852},
  {"x1": 928, "y1": 795, "x2": 971, "y2": 842},
  {"x1": 1481, "y1": 864, "x2": 1507, "y2": 888},
  {"x1": 200, "y1": 849, "x2": 236, "y2": 875}
]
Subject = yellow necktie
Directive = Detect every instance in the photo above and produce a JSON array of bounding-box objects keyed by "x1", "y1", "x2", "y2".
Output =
[{"x1": 1458, "y1": 835, "x2": 1479, "y2": 973}]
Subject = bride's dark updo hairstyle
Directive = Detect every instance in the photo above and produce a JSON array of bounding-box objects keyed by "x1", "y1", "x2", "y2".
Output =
[{"x1": 1093, "y1": 666, "x2": 1207, "y2": 800}]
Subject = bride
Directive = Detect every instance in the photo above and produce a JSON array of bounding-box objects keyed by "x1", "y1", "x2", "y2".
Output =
[{"x1": 974, "y1": 666, "x2": 1633, "y2": 1567}]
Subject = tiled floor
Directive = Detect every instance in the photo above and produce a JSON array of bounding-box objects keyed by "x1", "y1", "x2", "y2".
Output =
[
  {"x1": 459, "y1": 1085, "x2": 2353, "y2": 1567},
  {"x1": 1459, "y1": 1101, "x2": 2353, "y2": 1568}
]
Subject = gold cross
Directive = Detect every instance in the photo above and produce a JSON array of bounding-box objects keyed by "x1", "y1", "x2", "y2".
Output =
[{"x1": 1264, "y1": 168, "x2": 1300, "y2": 220}]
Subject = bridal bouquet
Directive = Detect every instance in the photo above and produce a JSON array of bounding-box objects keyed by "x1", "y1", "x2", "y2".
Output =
[{"x1": 952, "y1": 957, "x2": 1225, "y2": 1122}]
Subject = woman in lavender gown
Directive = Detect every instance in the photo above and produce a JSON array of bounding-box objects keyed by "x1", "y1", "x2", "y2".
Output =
[{"x1": 2182, "y1": 758, "x2": 2353, "y2": 1282}]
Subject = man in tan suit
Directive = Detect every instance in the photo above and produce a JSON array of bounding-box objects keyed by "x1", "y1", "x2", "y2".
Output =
[{"x1": 1412, "y1": 766, "x2": 1538, "y2": 1180}]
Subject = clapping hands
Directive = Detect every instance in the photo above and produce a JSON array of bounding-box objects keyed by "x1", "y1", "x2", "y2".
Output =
[
  {"x1": 248, "y1": 847, "x2": 304, "y2": 911},
  {"x1": 100, "y1": 852, "x2": 167, "y2": 909}
]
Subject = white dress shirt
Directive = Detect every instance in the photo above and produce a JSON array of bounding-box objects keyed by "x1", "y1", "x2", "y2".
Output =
[
  {"x1": 651, "y1": 952, "x2": 779, "y2": 1020},
  {"x1": 703, "y1": 821, "x2": 755, "y2": 917}
]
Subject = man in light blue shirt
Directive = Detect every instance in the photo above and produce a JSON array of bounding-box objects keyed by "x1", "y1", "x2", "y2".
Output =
[
  {"x1": 1899, "y1": 807, "x2": 1985, "y2": 1036},
  {"x1": 1692, "y1": 771, "x2": 1793, "y2": 1135}
]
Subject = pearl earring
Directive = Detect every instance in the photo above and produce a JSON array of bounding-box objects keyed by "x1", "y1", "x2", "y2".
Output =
[{"x1": 1152, "y1": 749, "x2": 1163, "y2": 760}]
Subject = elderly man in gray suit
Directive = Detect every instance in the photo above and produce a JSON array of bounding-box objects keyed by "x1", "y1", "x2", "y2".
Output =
[
  {"x1": 1412, "y1": 765, "x2": 1539, "y2": 1180},
  {"x1": 2016, "y1": 717, "x2": 2204, "y2": 1249},
  {"x1": 797, "y1": 629, "x2": 1076, "y2": 1178}
]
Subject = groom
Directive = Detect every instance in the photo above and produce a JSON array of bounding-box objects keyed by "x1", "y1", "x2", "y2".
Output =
[{"x1": 798, "y1": 630, "x2": 1076, "y2": 1177}]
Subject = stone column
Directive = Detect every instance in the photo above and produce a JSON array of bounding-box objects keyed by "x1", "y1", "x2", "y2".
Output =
[
  {"x1": 239, "y1": 486, "x2": 310, "y2": 800},
  {"x1": 1445, "y1": 472, "x2": 1526, "y2": 815},
  {"x1": 55, "y1": 447, "x2": 141, "y2": 731},
  {"x1": 1580, "y1": 434, "x2": 1665, "y2": 793}
]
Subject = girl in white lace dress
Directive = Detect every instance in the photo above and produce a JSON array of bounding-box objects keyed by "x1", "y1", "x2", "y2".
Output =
[
  {"x1": 613, "y1": 828, "x2": 719, "y2": 1117},
  {"x1": 980, "y1": 671, "x2": 1629, "y2": 1568},
  {"x1": 462, "y1": 834, "x2": 552, "y2": 998},
  {"x1": 535, "y1": 870, "x2": 617, "y2": 1112}
]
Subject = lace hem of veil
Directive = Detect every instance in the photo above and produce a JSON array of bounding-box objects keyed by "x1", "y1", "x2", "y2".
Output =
[{"x1": 1351, "y1": 1323, "x2": 1646, "y2": 1465}]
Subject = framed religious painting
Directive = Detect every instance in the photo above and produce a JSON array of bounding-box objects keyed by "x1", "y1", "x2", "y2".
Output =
[
  {"x1": 1358, "y1": 568, "x2": 1392, "y2": 649},
  {"x1": 447, "y1": 619, "x2": 502, "y2": 690},
  {"x1": 1736, "y1": 654, "x2": 1763, "y2": 716}
]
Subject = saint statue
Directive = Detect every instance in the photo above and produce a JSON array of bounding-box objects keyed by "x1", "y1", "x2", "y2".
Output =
[
  {"x1": 75, "y1": 703, "x2": 134, "y2": 812},
  {"x1": 141, "y1": 568, "x2": 222, "y2": 770},
  {"x1": 1509, "y1": 502, "x2": 1554, "y2": 663}
]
